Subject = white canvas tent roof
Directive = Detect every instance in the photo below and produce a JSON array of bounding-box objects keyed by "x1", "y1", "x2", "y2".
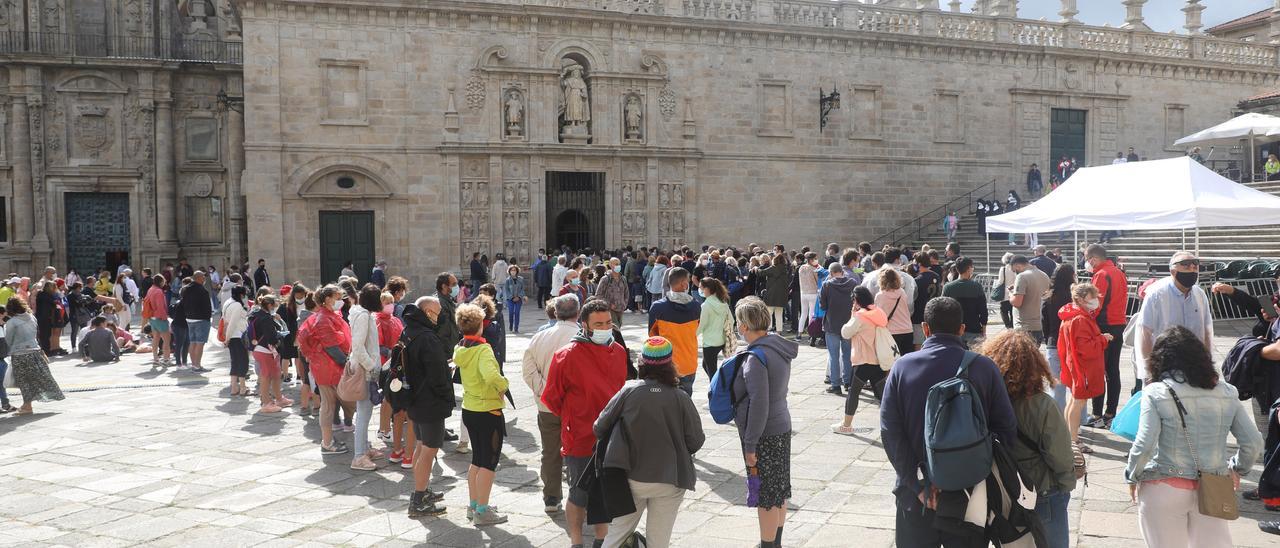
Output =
[
  {"x1": 985, "y1": 156, "x2": 1280, "y2": 233},
  {"x1": 1174, "y1": 112, "x2": 1280, "y2": 146}
]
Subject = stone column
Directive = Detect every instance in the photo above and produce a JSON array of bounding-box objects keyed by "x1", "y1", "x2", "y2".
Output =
[
  {"x1": 8, "y1": 94, "x2": 32, "y2": 245},
  {"x1": 28, "y1": 92, "x2": 50, "y2": 253},
  {"x1": 1121, "y1": 0, "x2": 1149, "y2": 31},
  {"x1": 155, "y1": 96, "x2": 176, "y2": 244},
  {"x1": 1059, "y1": 0, "x2": 1078, "y2": 23},
  {"x1": 1270, "y1": 0, "x2": 1280, "y2": 44},
  {"x1": 227, "y1": 104, "x2": 246, "y2": 265},
  {"x1": 1182, "y1": 1, "x2": 1205, "y2": 35}
]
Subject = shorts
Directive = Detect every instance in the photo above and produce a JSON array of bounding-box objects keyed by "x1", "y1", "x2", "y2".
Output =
[
  {"x1": 187, "y1": 320, "x2": 211, "y2": 343},
  {"x1": 297, "y1": 356, "x2": 311, "y2": 387},
  {"x1": 565, "y1": 455, "x2": 592, "y2": 507},
  {"x1": 413, "y1": 417, "x2": 446, "y2": 449},
  {"x1": 912, "y1": 323, "x2": 926, "y2": 345},
  {"x1": 462, "y1": 409, "x2": 505, "y2": 471},
  {"x1": 149, "y1": 319, "x2": 170, "y2": 333},
  {"x1": 252, "y1": 350, "x2": 280, "y2": 380}
]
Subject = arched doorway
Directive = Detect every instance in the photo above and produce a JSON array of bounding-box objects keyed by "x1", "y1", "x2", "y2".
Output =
[{"x1": 553, "y1": 209, "x2": 591, "y2": 251}]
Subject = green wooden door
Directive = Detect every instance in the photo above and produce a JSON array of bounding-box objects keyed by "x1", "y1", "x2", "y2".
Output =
[
  {"x1": 1050, "y1": 109, "x2": 1087, "y2": 167},
  {"x1": 319, "y1": 211, "x2": 375, "y2": 285},
  {"x1": 65, "y1": 192, "x2": 130, "y2": 276}
]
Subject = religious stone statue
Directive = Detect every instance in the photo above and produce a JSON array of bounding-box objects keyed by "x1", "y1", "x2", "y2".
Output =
[
  {"x1": 517, "y1": 182, "x2": 529, "y2": 208},
  {"x1": 561, "y1": 63, "x2": 590, "y2": 125},
  {"x1": 462, "y1": 212, "x2": 474, "y2": 238},
  {"x1": 673, "y1": 184, "x2": 683, "y2": 207},
  {"x1": 622, "y1": 213, "x2": 633, "y2": 232},
  {"x1": 622, "y1": 183, "x2": 633, "y2": 207},
  {"x1": 476, "y1": 182, "x2": 488, "y2": 206},
  {"x1": 659, "y1": 184, "x2": 670, "y2": 207},
  {"x1": 461, "y1": 182, "x2": 473, "y2": 208},
  {"x1": 505, "y1": 90, "x2": 523, "y2": 137},
  {"x1": 635, "y1": 213, "x2": 645, "y2": 233},
  {"x1": 625, "y1": 95, "x2": 642, "y2": 140}
]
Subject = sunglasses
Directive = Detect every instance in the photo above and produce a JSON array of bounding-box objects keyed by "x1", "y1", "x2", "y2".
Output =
[{"x1": 1172, "y1": 259, "x2": 1200, "y2": 268}]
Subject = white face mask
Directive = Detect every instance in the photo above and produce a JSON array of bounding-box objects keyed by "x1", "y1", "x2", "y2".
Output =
[
  {"x1": 589, "y1": 329, "x2": 613, "y2": 345},
  {"x1": 330, "y1": 299, "x2": 344, "y2": 311},
  {"x1": 1083, "y1": 298, "x2": 1100, "y2": 312}
]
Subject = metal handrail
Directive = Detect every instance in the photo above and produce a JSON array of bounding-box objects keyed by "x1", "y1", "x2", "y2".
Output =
[
  {"x1": 872, "y1": 177, "x2": 999, "y2": 247},
  {"x1": 0, "y1": 31, "x2": 242, "y2": 64}
]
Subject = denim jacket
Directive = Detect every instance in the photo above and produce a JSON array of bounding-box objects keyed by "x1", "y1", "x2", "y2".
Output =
[{"x1": 1124, "y1": 378, "x2": 1263, "y2": 484}]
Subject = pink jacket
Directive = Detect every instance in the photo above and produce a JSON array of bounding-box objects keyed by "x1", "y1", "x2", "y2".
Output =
[
  {"x1": 875, "y1": 288, "x2": 912, "y2": 335},
  {"x1": 841, "y1": 306, "x2": 889, "y2": 366}
]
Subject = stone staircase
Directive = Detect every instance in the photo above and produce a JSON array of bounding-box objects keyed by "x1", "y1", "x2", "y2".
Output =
[{"x1": 896, "y1": 179, "x2": 1280, "y2": 276}]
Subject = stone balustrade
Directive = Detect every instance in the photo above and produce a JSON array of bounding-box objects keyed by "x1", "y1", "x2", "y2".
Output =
[{"x1": 491, "y1": 0, "x2": 1280, "y2": 68}]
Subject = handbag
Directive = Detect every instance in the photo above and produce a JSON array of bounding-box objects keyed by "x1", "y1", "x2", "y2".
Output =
[
  {"x1": 216, "y1": 318, "x2": 227, "y2": 344},
  {"x1": 337, "y1": 361, "x2": 369, "y2": 402},
  {"x1": 990, "y1": 268, "x2": 1007, "y2": 301},
  {"x1": 2, "y1": 361, "x2": 13, "y2": 389},
  {"x1": 1164, "y1": 381, "x2": 1239, "y2": 520}
]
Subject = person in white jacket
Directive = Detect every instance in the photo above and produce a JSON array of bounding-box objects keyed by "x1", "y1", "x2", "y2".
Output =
[
  {"x1": 347, "y1": 284, "x2": 384, "y2": 471},
  {"x1": 519, "y1": 294, "x2": 580, "y2": 514},
  {"x1": 221, "y1": 287, "x2": 251, "y2": 397}
]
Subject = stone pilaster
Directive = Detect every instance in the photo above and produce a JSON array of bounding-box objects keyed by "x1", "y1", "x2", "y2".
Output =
[
  {"x1": 27, "y1": 81, "x2": 50, "y2": 254},
  {"x1": 8, "y1": 93, "x2": 32, "y2": 245},
  {"x1": 227, "y1": 105, "x2": 246, "y2": 265},
  {"x1": 155, "y1": 96, "x2": 176, "y2": 245}
]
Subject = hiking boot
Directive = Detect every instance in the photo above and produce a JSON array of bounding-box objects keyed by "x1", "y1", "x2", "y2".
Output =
[
  {"x1": 407, "y1": 493, "x2": 446, "y2": 518},
  {"x1": 466, "y1": 504, "x2": 498, "y2": 521},
  {"x1": 471, "y1": 507, "x2": 508, "y2": 526}
]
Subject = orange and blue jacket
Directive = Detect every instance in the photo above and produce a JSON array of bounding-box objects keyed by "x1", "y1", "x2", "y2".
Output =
[{"x1": 648, "y1": 298, "x2": 702, "y2": 377}]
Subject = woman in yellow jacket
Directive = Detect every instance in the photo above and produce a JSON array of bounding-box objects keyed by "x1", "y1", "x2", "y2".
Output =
[{"x1": 454, "y1": 303, "x2": 510, "y2": 526}]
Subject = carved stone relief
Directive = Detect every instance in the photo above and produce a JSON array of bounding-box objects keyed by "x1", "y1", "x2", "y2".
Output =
[
  {"x1": 658, "y1": 86, "x2": 677, "y2": 121},
  {"x1": 41, "y1": 0, "x2": 60, "y2": 32},
  {"x1": 188, "y1": 173, "x2": 215, "y2": 197},
  {"x1": 465, "y1": 72, "x2": 485, "y2": 112},
  {"x1": 125, "y1": 96, "x2": 156, "y2": 220},
  {"x1": 44, "y1": 90, "x2": 65, "y2": 165},
  {"x1": 73, "y1": 104, "x2": 115, "y2": 164},
  {"x1": 0, "y1": 0, "x2": 13, "y2": 32}
]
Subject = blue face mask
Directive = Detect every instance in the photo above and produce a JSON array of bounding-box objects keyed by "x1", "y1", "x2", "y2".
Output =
[
  {"x1": 613, "y1": 266, "x2": 622, "y2": 273},
  {"x1": 449, "y1": 285, "x2": 460, "y2": 298},
  {"x1": 570, "y1": 278, "x2": 580, "y2": 286}
]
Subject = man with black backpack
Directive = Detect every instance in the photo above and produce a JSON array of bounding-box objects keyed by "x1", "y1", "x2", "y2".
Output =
[{"x1": 880, "y1": 296, "x2": 1017, "y2": 547}]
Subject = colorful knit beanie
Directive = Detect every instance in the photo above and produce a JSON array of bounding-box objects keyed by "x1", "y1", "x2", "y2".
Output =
[{"x1": 641, "y1": 336, "x2": 674, "y2": 366}]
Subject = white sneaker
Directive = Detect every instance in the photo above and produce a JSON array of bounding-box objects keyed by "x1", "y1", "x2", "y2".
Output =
[{"x1": 455, "y1": 442, "x2": 471, "y2": 454}]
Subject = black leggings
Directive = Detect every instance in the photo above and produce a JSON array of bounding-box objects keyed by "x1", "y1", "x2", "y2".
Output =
[
  {"x1": 999, "y1": 301, "x2": 1014, "y2": 329},
  {"x1": 702, "y1": 345, "x2": 723, "y2": 382},
  {"x1": 462, "y1": 409, "x2": 506, "y2": 471},
  {"x1": 892, "y1": 333, "x2": 915, "y2": 358},
  {"x1": 1092, "y1": 326, "x2": 1125, "y2": 417},
  {"x1": 845, "y1": 364, "x2": 886, "y2": 416}
]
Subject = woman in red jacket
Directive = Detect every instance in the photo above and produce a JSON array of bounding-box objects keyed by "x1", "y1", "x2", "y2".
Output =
[
  {"x1": 298, "y1": 284, "x2": 353, "y2": 455},
  {"x1": 1057, "y1": 282, "x2": 1113, "y2": 454}
]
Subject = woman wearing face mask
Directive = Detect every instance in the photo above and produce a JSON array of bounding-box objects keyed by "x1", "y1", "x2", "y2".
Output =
[
  {"x1": 502, "y1": 265, "x2": 527, "y2": 333},
  {"x1": 696, "y1": 278, "x2": 735, "y2": 383},
  {"x1": 296, "y1": 284, "x2": 354, "y2": 455},
  {"x1": 290, "y1": 285, "x2": 320, "y2": 416},
  {"x1": 222, "y1": 285, "x2": 252, "y2": 397},
  {"x1": 348, "y1": 284, "x2": 385, "y2": 471},
  {"x1": 249, "y1": 294, "x2": 291, "y2": 413},
  {"x1": 594, "y1": 257, "x2": 630, "y2": 329},
  {"x1": 558, "y1": 269, "x2": 587, "y2": 304},
  {"x1": 276, "y1": 284, "x2": 299, "y2": 384},
  {"x1": 1057, "y1": 282, "x2": 1112, "y2": 456}
]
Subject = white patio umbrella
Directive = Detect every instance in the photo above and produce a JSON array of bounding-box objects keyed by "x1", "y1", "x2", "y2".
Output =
[{"x1": 1174, "y1": 112, "x2": 1280, "y2": 179}]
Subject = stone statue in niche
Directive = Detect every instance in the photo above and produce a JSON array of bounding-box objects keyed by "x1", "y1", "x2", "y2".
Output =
[
  {"x1": 659, "y1": 184, "x2": 670, "y2": 207},
  {"x1": 461, "y1": 182, "x2": 473, "y2": 208},
  {"x1": 622, "y1": 184, "x2": 633, "y2": 207},
  {"x1": 635, "y1": 213, "x2": 646, "y2": 233},
  {"x1": 503, "y1": 183, "x2": 514, "y2": 207},
  {"x1": 475, "y1": 211, "x2": 489, "y2": 236},
  {"x1": 462, "y1": 211, "x2": 475, "y2": 238},
  {"x1": 622, "y1": 213, "x2": 632, "y2": 233},
  {"x1": 517, "y1": 182, "x2": 529, "y2": 208},
  {"x1": 673, "y1": 185, "x2": 683, "y2": 207},
  {"x1": 625, "y1": 95, "x2": 643, "y2": 141},
  {"x1": 475, "y1": 182, "x2": 489, "y2": 207},
  {"x1": 559, "y1": 62, "x2": 591, "y2": 143},
  {"x1": 504, "y1": 89, "x2": 524, "y2": 137},
  {"x1": 504, "y1": 212, "x2": 515, "y2": 235},
  {"x1": 518, "y1": 212, "x2": 528, "y2": 234},
  {"x1": 634, "y1": 183, "x2": 645, "y2": 207},
  {"x1": 673, "y1": 213, "x2": 684, "y2": 233}
]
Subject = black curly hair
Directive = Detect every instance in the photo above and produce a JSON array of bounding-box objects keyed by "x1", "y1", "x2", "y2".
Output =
[{"x1": 1146, "y1": 325, "x2": 1218, "y2": 390}]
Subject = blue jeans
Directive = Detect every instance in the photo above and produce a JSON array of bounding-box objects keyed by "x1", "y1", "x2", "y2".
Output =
[
  {"x1": 353, "y1": 397, "x2": 373, "y2": 457},
  {"x1": 1046, "y1": 337, "x2": 1067, "y2": 412},
  {"x1": 1034, "y1": 490, "x2": 1071, "y2": 548},
  {"x1": 824, "y1": 332, "x2": 852, "y2": 386},
  {"x1": 0, "y1": 359, "x2": 9, "y2": 407},
  {"x1": 678, "y1": 374, "x2": 694, "y2": 396},
  {"x1": 508, "y1": 299, "x2": 522, "y2": 332}
]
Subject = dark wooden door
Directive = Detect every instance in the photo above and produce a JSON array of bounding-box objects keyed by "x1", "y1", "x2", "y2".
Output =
[
  {"x1": 1050, "y1": 108, "x2": 1087, "y2": 167},
  {"x1": 64, "y1": 192, "x2": 130, "y2": 276},
  {"x1": 319, "y1": 211, "x2": 375, "y2": 285}
]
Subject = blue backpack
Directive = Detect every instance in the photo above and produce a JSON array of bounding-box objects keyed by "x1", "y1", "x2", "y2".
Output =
[
  {"x1": 708, "y1": 347, "x2": 766, "y2": 424},
  {"x1": 924, "y1": 350, "x2": 992, "y2": 491}
]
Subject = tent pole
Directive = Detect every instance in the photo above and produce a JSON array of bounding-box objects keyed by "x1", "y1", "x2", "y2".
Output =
[
  {"x1": 1074, "y1": 231, "x2": 1078, "y2": 270},
  {"x1": 1195, "y1": 227, "x2": 1200, "y2": 256},
  {"x1": 1252, "y1": 133, "x2": 1257, "y2": 182},
  {"x1": 985, "y1": 236, "x2": 990, "y2": 274},
  {"x1": 1181, "y1": 228, "x2": 1186, "y2": 248}
]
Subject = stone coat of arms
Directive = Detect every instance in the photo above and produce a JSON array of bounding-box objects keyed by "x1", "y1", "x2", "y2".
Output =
[{"x1": 74, "y1": 104, "x2": 114, "y2": 162}]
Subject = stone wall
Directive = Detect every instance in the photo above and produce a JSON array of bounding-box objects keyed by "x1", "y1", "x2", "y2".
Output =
[{"x1": 239, "y1": 0, "x2": 1280, "y2": 288}]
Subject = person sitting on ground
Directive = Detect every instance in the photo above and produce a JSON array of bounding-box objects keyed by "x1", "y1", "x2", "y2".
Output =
[
  {"x1": 79, "y1": 316, "x2": 121, "y2": 363},
  {"x1": 108, "y1": 321, "x2": 137, "y2": 353}
]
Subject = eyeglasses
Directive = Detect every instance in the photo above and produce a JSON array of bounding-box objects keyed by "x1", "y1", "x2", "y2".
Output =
[{"x1": 1171, "y1": 259, "x2": 1200, "y2": 268}]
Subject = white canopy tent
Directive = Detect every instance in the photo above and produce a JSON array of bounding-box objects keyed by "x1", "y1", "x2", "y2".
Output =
[
  {"x1": 1173, "y1": 112, "x2": 1280, "y2": 177},
  {"x1": 983, "y1": 156, "x2": 1280, "y2": 265}
]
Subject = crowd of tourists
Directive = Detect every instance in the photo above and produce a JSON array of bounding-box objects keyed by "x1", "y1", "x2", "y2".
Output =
[{"x1": 3, "y1": 237, "x2": 1280, "y2": 547}]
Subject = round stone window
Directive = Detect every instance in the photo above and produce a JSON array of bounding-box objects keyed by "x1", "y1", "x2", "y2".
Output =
[{"x1": 336, "y1": 176, "x2": 356, "y2": 189}]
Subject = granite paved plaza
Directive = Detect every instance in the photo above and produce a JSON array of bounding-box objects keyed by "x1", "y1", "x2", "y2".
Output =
[{"x1": 0, "y1": 314, "x2": 1276, "y2": 547}]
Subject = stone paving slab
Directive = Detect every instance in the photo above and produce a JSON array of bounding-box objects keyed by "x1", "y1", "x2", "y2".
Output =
[{"x1": 0, "y1": 315, "x2": 1274, "y2": 547}]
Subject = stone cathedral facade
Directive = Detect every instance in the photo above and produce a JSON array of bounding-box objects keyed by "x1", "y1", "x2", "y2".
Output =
[
  {"x1": 9, "y1": 0, "x2": 1280, "y2": 291},
  {"x1": 0, "y1": 0, "x2": 243, "y2": 277}
]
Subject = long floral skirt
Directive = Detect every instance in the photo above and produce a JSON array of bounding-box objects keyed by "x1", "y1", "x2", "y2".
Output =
[{"x1": 10, "y1": 349, "x2": 65, "y2": 403}]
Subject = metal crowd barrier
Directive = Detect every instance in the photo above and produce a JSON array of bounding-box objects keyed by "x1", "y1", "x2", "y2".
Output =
[{"x1": 976, "y1": 272, "x2": 1277, "y2": 322}]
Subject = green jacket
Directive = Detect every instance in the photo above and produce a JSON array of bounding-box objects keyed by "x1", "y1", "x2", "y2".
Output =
[
  {"x1": 697, "y1": 296, "x2": 733, "y2": 348},
  {"x1": 1011, "y1": 393, "x2": 1077, "y2": 495},
  {"x1": 455, "y1": 339, "x2": 509, "y2": 412}
]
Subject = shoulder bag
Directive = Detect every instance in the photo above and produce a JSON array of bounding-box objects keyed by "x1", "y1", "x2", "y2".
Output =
[{"x1": 1164, "y1": 381, "x2": 1239, "y2": 520}]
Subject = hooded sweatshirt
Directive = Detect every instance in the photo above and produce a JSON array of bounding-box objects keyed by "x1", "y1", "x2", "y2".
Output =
[
  {"x1": 649, "y1": 279, "x2": 702, "y2": 377},
  {"x1": 455, "y1": 335, "x2": 508, "y2": 412},
  {"x1": 731, "y1": 333, "x2": 799, "y2": 453},
  {"x1": 840, "y1": 306, "x2": 889, "y2": 367},
  {"x1": 541, "y1": 333, "x2": 629, "y2": 457},
  {"x1": 1056, "y1": 303, "x2": 1108, "y2": 397},
  {"x1": 819, "y1": 275, "x2": 859, "y2": 334}
]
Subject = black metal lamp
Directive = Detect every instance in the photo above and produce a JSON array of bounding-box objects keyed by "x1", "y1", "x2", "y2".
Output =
[
  {"x1": 819, "y1": 87, "x2": 840, "y2": 132},
  {"x1": 216, "y1": 89, "x2": 243, "y2": 113}
]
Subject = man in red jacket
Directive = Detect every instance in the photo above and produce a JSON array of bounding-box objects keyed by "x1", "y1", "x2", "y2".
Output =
[
  {"x1": 541, "y1": 298, "x2": 628, "y2": 548},
  {"x1": 1084, "y1": 244, "x2": 1129, "y2": 429}
]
